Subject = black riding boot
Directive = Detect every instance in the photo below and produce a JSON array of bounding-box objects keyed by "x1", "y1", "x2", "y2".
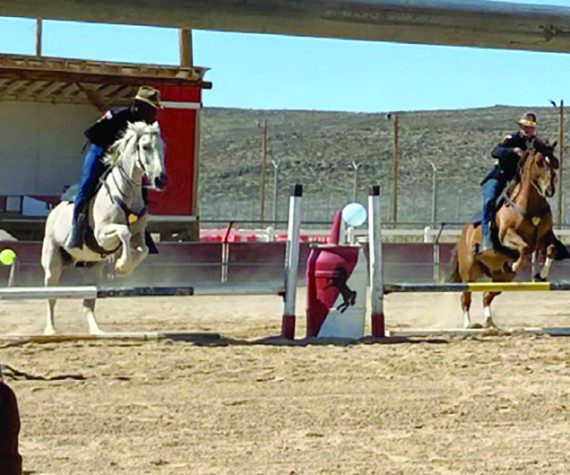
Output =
[
  {"x1": 66, "y1": 212, "x2": 86, "y2": 249},
  {"x1": 145, "y1": 232, "x2": 159, "y2": 255}
]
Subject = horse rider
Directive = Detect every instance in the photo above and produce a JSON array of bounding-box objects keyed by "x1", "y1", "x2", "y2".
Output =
[
  {"x1": 66, "y1": 86, "x2": 161, "y2": 251},
  {"x1": 480, "y1": 111, "x2": 542, "y2": 252}
]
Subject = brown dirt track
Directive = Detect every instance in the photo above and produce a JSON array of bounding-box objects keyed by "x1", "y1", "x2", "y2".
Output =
[{"x1": 0, "y1": 290, "x2": 569, "y2": 474}]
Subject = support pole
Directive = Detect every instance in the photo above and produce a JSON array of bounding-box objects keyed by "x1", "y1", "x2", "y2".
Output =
[
  {"x1": 368, "y1": 185, "x2": 385, "y2": 337},
  {"x1": 558, "y1": 100, "x2": 564, "y2": 226},
  {"x1": 392, "y1": 114, "x2": 399, "y2": 223},
  {"x1": 352, "y1": 161, "x2": 360, "y2": 202},
  {"x1": 271, "y1": 159, "x2": 280, "y2": 225},
  {"x1": 430, "y1": 161, "x2": 437, "y2": 225},
  {"x1": 35, "y1": 18, "x2": 42, "y2": 57},
  {"x1": 282, "y1": 184, "x2": 303, "y2": 339},
  {"x1": 178, "y1": 28, "x2": 193, "y2": 67},
  {"x1": 260, "y1": 119, "x2": 269, "y2": 223}
]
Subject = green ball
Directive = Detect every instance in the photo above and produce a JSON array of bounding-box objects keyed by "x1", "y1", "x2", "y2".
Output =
[{"x1": 0, "y1": 248, "x2": 16, "y2": 266}]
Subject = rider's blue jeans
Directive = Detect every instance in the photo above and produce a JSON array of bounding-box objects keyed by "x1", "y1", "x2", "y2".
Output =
[
  {"x1": 72, "y1": 144, "x2": 106, "y2": 224},
  {"x1": 481, "y1": 177, "x2": 503, "y2": 243}
]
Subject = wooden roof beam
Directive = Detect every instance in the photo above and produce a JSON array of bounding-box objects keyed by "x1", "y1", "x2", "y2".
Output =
[
  {"x1": 3, "y1": 80, "x2": 29, "y2": 96},
  {"x1": 16, "y1": 80, "x2": 48, "y2": 98},
  {"x1": 36, "y1": 81, "x2": 66, "y2": 99},
  {"x1": 58, "y1": 82, "x2": 80, "y2": 98}
]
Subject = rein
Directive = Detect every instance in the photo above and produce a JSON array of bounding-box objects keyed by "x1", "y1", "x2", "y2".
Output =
[{"x1": 101, "y1": 153, "x2": 148, "y2": 226}]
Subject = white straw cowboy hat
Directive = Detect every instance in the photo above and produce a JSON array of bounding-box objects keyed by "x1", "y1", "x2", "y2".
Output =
[{"x1": 135, "y1": 86, "x2": 162, "y2": 109}]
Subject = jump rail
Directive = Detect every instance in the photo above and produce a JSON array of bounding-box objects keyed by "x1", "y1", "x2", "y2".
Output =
[
  {"x1": 0, "y1": 285, "x2": 286, "y2": 300},
  {"x1": 383, "y1": 281, "x2": 570, "y2": 294}
]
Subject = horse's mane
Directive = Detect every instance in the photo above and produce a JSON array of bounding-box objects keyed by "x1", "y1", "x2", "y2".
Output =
[
  {"x1": 516, "y1": 139, "x2": 556, "y2": 178},
  {"x1": 103, "y1": 121, "x2": 160, "y2": 167},
  {"x1": 509, "y1": 139, "x2": 557, "y2": 200}
]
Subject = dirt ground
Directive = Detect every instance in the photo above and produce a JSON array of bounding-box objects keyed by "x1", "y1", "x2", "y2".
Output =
[{"x1": 0, "y1": 290, "x2": 569, "y2": 474}]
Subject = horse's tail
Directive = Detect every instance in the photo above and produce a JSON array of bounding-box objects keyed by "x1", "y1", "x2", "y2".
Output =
[{"x1": 445, "y1": 245, "x2": 461, "y2": 283}]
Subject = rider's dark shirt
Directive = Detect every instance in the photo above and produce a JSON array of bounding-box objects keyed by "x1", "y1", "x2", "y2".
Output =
[
  {"x1": 481, "y1": 131, "x2": 540, "y2": 185},
  {"x1": 84, "y1": 106, "x2": 145, "y2": 150}
]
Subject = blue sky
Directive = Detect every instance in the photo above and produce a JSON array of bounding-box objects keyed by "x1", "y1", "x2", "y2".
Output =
[{"x1": 0, "y1": 0, "x2": 569, "y2": 112}]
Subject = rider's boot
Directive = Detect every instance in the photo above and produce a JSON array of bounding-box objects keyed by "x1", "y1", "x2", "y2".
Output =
[
  {"x1": 481, "y1": 222, "x2": 495, "y2": 253},
  {"x1": 66, "y1": 212, "x2": 86, "y2": 249},
  {"x1": 145, "y1": 232, "x2": 159, "y2": 255}
]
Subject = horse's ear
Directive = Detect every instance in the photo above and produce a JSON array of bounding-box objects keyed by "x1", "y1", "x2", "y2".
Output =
[{"x1": 551, "y1": 140, "x2": 558, "y2": 149}]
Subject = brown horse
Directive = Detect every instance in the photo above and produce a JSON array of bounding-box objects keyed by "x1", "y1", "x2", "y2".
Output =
[{"x1": 449, "y1": 142, "x2": 560, "y2": 328}]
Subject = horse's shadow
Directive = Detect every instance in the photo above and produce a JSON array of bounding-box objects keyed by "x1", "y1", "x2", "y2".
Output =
[{"x1": 160, "y1": 333, "x2": 448, "y2": 347}]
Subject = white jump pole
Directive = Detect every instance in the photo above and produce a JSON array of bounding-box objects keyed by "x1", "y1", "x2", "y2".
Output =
[
  {"x1": 281, "y1": 184, "x2": 303, "y2": 339},
  {"x1": 7, "y1": 257, "x2": 17, "y2": 287},
  {"x1": 0, "y1": 286, "x2": 98, "y2": 300},
  {"x1": 368, "y1": 185, "x2": 385, "y2": 337}
]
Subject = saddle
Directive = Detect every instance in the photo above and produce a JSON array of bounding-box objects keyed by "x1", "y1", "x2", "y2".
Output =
[{"x1": 471, "y1": 179, "x2": 516, "y2": 227}]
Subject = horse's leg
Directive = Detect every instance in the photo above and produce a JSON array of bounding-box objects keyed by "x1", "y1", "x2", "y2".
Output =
[
  {"x1": 129, "y1": 231, "x2": 149, "y2": 273},
  {"x1": 41, "y1": 238, "x2": 63, "y2": 335},
  {"x1": 537, "y1": 244, "x2": 556, "y2": 281},
  {"x1": 501, "y1": 228, "x2": 530, "y2": 273},
  {"x1": 461, "y1": 291, "x2": 472, "y2": 328},
  {"x1": 96, "y1": 224, "x2": 133, "y2": 276},
  {"x1": 458, "y1": 228, "x2": 483, "y2": 328},
  {"x1": 482, "y1": 271, "x2": 515, "y2": 328},
  {"x1": 83, "y1": 264, "x2": 105, "y2": 335},
  {"x1": 482, "y1": 290, "x2": 500, "y2": 328}
]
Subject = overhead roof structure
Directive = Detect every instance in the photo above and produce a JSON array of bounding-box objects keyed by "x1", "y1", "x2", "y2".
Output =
[
  {"x1": 0, "y1": 54, "x2": 210, "y2": 107},
  {"x1": 2, "y1": 1, "x2": 570, "y2": 53}
]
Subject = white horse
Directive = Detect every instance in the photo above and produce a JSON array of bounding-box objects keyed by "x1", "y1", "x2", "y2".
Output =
[{"x1": 41, "y1": 121, "x2": 166, "y2": 335}]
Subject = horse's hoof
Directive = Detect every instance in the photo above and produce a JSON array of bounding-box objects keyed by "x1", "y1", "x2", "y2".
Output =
[
  {"x1": 44, "y1": 326, "x2": 56, "y2": 336},
  {"x1": 115, "y1": 262, "x2": 132, "y2": 276},
  {"x1": 532, "y1": 273, "x2": 547, "y2": 283},
  {"x1": 484, "y1": 318, "x2": 497, "y2": 329},
  {"x1": 467, "y1": 323, "x2": 484, "y2": 329}
]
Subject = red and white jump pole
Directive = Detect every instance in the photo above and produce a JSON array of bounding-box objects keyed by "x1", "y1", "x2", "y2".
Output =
[
  {"x1": 368, "y1": 185, "x2": 385, "y2": 337},
  {"x1": 281, "y1": 184, "x2": 303, "y2": 339}
]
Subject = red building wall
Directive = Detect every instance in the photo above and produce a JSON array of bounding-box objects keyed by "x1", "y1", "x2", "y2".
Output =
[{"x1": 148, "y1": 85, "x2": 201, "y2": 216}]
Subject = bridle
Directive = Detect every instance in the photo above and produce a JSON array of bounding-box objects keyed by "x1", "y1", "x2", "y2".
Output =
[
  {"x1": 103, "y1": 129, "x2": 159, "y2": 200},
  {"x1": 506, "y1": 148, "x2": 556, "y2": 223}
]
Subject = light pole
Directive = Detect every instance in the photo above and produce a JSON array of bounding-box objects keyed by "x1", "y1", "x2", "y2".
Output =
[
  {"x1": 429, "y1": 161, "x2": 437, "y2": 225},
  {"x1": 351, "y1": 161, "x2": 361, "y2": 202},
  {"x1": 386, "y1": 113, "x2": 399, "y2": 222},
  {"x1": 271, "y1": 157, "x2": 280, "y2": 225},
  {"x1": 258, "y1": 120, "x2": 269, "y2": 223},
  {"x1": 550, "y1": 99, "x2": 564, "y2": 226}
]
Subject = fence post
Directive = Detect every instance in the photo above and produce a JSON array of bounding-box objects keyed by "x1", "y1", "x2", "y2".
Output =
[
  {"x1": 7, "y1": 257, "x2": 18, "y2": 287},
  {"x1": 368, "y1": 185, "x2": 385, "y2": 337},
  {"x1": 281, "y1": 184, "x2": 303, "y2": 339}
]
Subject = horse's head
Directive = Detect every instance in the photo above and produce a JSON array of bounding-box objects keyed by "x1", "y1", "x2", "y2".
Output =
[
  {"x1": 130, "y1": 121, "x2": 167, "y2": 191},
  {"x1": 523, "y1": 140, "x2": 559, "y2": 198}
]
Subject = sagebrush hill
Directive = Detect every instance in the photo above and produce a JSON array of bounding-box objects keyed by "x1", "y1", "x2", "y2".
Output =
[{"x1": 199, "y1": 106, "x2": 566, "y2": 223}]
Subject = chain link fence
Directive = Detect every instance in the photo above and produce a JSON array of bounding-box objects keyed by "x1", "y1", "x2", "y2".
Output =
[{"x1": 198, "y1": 106, "x2": 569, "y2": 226}]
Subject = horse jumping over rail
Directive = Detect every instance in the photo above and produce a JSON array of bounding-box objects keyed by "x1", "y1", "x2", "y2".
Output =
[
  {"x1": 41, "y1": 121, "x2": 166, "y2": 335},
  {"x1": 449, "y1": 141, "x2": 567, "y2": 328}
]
